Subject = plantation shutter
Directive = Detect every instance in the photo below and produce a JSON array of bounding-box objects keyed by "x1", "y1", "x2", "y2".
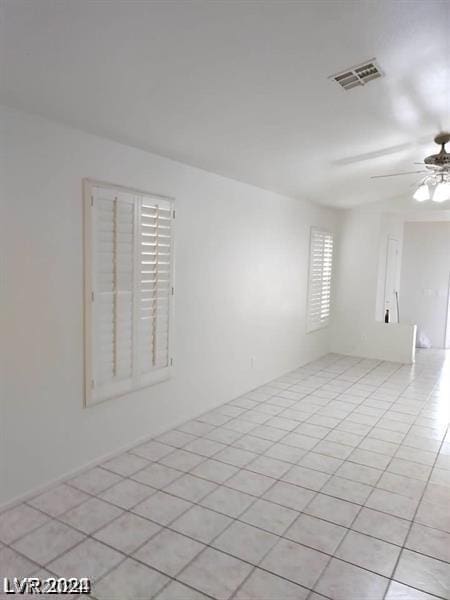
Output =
[
  {"x1": 85, "y1": 181, "x2": 174, "y2": 405},
  {"x1": 306, "y1": 228, "x2": 334, "y2": 332},
  {"x1": 139, "y1": 198, "x2": 172, "y2": 378},
  {"x1": 93, "y1": 188, "x2": 135, "y2": 396}
]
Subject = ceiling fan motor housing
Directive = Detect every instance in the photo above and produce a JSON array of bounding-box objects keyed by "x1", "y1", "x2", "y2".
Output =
[{"x1": 424, "y1": 133, "x2": 450, "y2": 166}]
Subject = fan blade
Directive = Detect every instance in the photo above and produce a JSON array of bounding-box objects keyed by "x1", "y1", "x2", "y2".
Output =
[
  {"x1": 370, "y1": 170, "x2": 427, "y2": 179},
  {"x1": 332, "y1": 137, "x2": 432, "y2": 166},
  {"x1": 333, "y1": 143, "x2": 413, "y2": 166},
  {"x1": 331, "y1": 134, "x2": 433, "y2": 166}
]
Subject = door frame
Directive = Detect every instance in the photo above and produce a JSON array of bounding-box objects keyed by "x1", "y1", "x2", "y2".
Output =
[
  {"x1": 383, "y1": 235, "x2": 400, "y2": 323},
  {"x1": 445, "y1": 271, "x2": 450, "y2": 349}
]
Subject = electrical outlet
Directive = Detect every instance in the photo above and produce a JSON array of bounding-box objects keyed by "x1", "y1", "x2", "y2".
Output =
[{"x1": 250, "y1": 356, "x2": 256, "y2": 369}]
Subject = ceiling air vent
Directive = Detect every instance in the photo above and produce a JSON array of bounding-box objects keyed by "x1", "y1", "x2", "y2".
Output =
[{"x1": 331, "y1": 59, "x2": 383, "y2": 91}]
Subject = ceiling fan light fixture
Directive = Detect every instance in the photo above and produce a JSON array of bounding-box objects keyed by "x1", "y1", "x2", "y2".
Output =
[
  {"x1": 413, "y1": 183, "x2": 430, "y2": 202},
  {"x1": 432, "y1": 181, "x2": 450, "y2": 203}
]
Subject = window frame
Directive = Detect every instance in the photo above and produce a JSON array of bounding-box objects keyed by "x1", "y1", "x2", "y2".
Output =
[
  {"x1": 306, "y1": 226, "x2": 334, "y2": 333},
  {"x1": 83, "y1": 178, "x2": 175, "y2": 407}
]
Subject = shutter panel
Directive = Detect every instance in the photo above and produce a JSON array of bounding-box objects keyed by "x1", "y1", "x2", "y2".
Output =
[
  {"x1": 85, "y1": 181, "x2": 174, "y2": 405},
  {"x1": 307, "y1": 228, "x2": 334, "y2": 332},
  {"x1": 139, "y1": 197, "x2": 172, "y2": 377},
  {"x1": 92, "y1": 188, "x2": 135, "y2": 400}
]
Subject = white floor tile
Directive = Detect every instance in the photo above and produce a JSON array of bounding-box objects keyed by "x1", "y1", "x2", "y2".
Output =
[
  {"x1": 48, "y1": 538, "x2": 122, "y2": 580},
  {"x1": 281, "y1": 465, "x2": 330, "y2": 491},
  {"x1": 0, "y1": 504, "x2": 49, "y2": 545},
  {"x1": 212, "y1": 521, "x2": 278, "y2": 564},
  {"x1": 385, "y1": 581, "x2": 439, "y2": 600},
  {"x1": 200, "y1": 485, "x2": 254, "y2": 518},
  {"x1": 190, "y1": 458, "x2": 239, "y2": 483},
  {"x1": 28, "y1": 484, "x2": 89, "y2": 517},
  {"x1": 99, "y1": 479, "x2": 155, "y2": 510},
  {"x1": 394, "y1": 549, "x2": 450, "y2": 599},
  {"x1": 239, "y1": 498, "x2": 298, "y2": 535},
  {"x1": 376, "y1": 471, "x2": 425, "y2": 500},
  {"x1": 133, "y1": 491, "x2": 192, "y2": 525},
  {"x1": 351, "y1": 507, "x2": 410, "y2": 546},
  {"x1": 68, "y1": 466, "x2": 122, "y2": 494},
  {"x1": 178, "y1": 547, "x2": 253, "y2": 600},
  {"x1": 262, "y1": 481, "x2": 315, "y2": 512},
  {"x1": 235, "y1": 568, "x2": 309, "y2": 599},
  {"x1": 260, "y1": 538, "x2": 328, "y2": 588},
  {"x1": 285, "y1": 513, "x2": 346, "y2": 554},
  {"x1": 214, "y1": 446, "x2": 258, "y2": 468},
  {"x1": 157, "y1": 580, "x2": 210, "y2": 599},
  {"x1": 315, "y1": 558, "x2": 389, "y2": 599},
  {"x1": 171, "y1": 505, "x2": 232, "y2": 543},
  {"x1": 405, "y1": 522, "x2": 450, "y2": 563},
  {"x1": 102, "y1": 452, "x2": 150, "y2": 476},
  {"x1": 60, "y1": 497, "x2": 122, "y2": 533},
  {"x1": 247, "y1": 455, "x2": 291, "y2": 478},
  {"x1": 164, "y1": 473, "x2": 217, "y2": 502},
  {"x1": 365, "y1": 488, "x2": 418, "y2": 520},
  {"x1": 159, "y1": 449, "x2": 205, "y2": 472},
  {"x1": 336, "y1": 530, "x2": 401, "y2": 577},
  {"x1": 93, "y1": 558, "x2": 168, "y2": 600},
  {"x1": 321, "y1": 475, "x2": 372, "y2": 504},
  {"x1": 131, "y1": 440, "x2": 174, "y2": 461},
  {"x1": 12, "y1": 520, "x2": 84, "y2": 565},
  {"x1": 297, "y1": 451, "x2": 343, "y2": 474},
  {"x1": 304, "y1": 493, "x2": 360, "y2": 527},
  {"x1": 0, "y1": 546, "x2": 39, "y2": 578},
  {"x1": 94, "y1": 512, "x2": 161, "y2": 554},
  {"x1": 131, "y1": 462, "x2": 181, "y2": 488},
  {"x1": 226, "y1": 469, "x2": 275, "y2": 496},
  {"x1": 335, "y1": 461, "x2": 382, "y2": 485},
  {"x1": 133, "y1": 529, "x2": 204, "y2": 576}
]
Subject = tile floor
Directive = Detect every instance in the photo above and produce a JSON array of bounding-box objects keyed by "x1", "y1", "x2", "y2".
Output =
[{"x1": 1, "y1": 351, "x2": 449, "y2": 599}]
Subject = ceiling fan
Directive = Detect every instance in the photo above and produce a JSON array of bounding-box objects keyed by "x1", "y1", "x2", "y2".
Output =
[{"x1": 371, "y1": 133, "x2": 450, "y2": 203}]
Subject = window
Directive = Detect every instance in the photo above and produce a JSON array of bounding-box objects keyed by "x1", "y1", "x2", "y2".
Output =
[
  {"x1": 84, "y1": 180, "x2": 174, "y2": 406},
  {"x1": 306, "y1": 227, "x2": 333, "y2": 332}
]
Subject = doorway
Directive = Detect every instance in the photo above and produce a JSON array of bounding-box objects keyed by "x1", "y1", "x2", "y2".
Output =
[
  {"x1": 445, "y1": 273, "x2": 450, "y2": 349},
  {"x1": 384, "y1": 236, "x2": 399, "y2": 323}
]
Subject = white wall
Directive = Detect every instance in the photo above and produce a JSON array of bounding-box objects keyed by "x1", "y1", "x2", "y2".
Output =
[
  {"x1": 1, "y1": 106, "x2": 340, "y2": 505},
  {"x1": 330, "y1": 208, "x2": 414, "y2": 362},
  {"x1": 331, "y1": 209, "x2": 380, "y2": 355},
  {"x1": 400, "y1": 222, "x2": 450, "y2": 348}
]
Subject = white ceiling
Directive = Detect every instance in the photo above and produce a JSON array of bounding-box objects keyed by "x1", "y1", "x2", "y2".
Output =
[{"x1": 1, "y1": 0, "x2": 449, "y2": 208}]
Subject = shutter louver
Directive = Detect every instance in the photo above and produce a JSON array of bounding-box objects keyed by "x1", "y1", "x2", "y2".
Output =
[
  {"x1": 307, "y1": 228, "x2": 334, "y2": 332},
  {"x1": 85, "y1": 181, "x2": 174, "y2": 405}
]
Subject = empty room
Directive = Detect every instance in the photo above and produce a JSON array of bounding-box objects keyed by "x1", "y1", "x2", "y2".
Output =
[{"x1": 1, "y1": 1, "x2": 450, "y2": 599}]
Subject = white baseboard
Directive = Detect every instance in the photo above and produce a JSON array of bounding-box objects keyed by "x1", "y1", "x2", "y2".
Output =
[{"x1": 0, "y1": 354, "x2": 327, "y2": 512}]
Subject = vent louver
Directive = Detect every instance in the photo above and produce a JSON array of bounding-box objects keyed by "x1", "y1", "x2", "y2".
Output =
[{"x1": 331, "y1": 59, "x2": 383, "y2": 90}]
